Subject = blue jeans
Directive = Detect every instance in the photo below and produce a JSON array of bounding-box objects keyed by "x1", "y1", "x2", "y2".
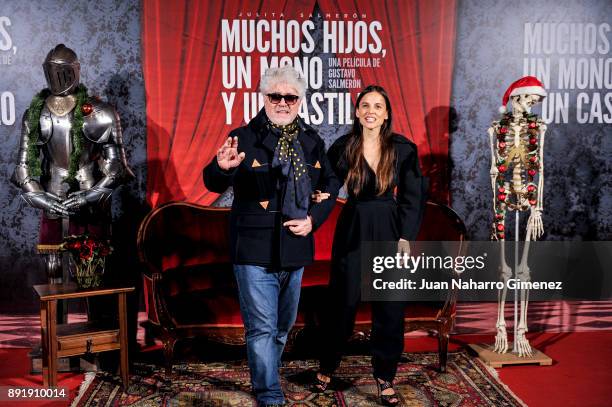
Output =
[{"x1": 233, "y1": 264, "x2": 304, "y2": 405}]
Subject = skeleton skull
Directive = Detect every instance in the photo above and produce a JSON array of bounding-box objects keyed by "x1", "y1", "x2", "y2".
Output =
[{"x1": 511, "y1": 94, "x2": 542, "y2": 114}]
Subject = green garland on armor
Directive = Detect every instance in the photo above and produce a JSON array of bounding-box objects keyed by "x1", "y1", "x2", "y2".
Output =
[
  {"x1": 25, "y1": 84, "x2": 88, "y2": 183},
  {"x1": 25, "y1": 89, "x2": 49, "y2": 177}
]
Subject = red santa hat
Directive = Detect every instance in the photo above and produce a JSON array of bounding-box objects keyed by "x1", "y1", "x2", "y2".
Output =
[{"x1": 499, "y1": 76, "x2": 547, "y2": 113}]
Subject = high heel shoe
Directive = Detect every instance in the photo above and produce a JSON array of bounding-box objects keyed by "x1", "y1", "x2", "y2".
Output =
[
  {"x1": 375, "y1": 378, "x2": 400, "y2": 406},
  {"x1": 312, "y1": 371, "x2": 331, "y2": 393}
]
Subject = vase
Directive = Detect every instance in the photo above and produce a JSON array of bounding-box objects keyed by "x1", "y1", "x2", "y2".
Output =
[{"x1": 70, "y1": 255, "x2": 105, "y2": 289}]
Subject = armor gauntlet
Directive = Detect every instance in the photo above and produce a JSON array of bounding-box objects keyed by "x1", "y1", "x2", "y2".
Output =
[{"x1": 22, "y1": 191, "x2": 72, "y2": 217}]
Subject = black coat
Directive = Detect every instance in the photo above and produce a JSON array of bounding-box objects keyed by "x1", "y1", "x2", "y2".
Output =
[
  {"x1": 204, "y1": 109, "x2": 340, "y2": 268},
  {"x1": 327, "y1": 133, "x2": 427, "y2": 258}
]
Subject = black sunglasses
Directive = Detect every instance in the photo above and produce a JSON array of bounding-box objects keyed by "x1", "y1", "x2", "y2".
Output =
[{"x1": 266, "y1": 93, "x2": 300, "y2": 105}]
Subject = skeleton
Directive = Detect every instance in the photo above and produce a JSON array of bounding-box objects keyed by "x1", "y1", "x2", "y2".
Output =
[{"x1": 487, "y1": 89, "x2": 547, "y2": 357}]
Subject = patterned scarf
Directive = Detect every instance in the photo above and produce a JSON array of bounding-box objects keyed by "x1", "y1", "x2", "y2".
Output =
[{"x1": 268, "y1": 118, "x2": 311, "y2": 219}]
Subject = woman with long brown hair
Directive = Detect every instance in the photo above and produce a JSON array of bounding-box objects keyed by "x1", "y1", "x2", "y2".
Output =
[{"x1": 314, "y1": 85, "x2": 425, "y2": 406}]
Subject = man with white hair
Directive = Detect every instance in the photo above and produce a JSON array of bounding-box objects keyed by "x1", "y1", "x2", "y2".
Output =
[{"x1": 204, "y1": 66, "x2": 339, "y2": 406}]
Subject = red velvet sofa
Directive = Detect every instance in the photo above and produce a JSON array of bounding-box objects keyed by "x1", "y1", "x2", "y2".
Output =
[{"x1": 137, "y1": 200, "x2": 466, "y2": 374}]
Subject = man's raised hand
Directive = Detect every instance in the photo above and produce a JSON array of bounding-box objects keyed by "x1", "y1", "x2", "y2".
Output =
[{"x1": 217, "y1": 136, "x2": 246, "y2": 171}]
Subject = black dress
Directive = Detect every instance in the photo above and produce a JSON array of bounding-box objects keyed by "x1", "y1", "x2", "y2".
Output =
[{"x1": 320, "y1": 133, "x2": 426, "y2": 382}]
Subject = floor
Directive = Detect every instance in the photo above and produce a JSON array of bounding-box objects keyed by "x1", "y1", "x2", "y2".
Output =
[
  {"x1": 2, "y1": 300, "x2": 611, "y2": 349},
  {"x1": 1, "y1": 304, "x2": 611, "y2": 406}
]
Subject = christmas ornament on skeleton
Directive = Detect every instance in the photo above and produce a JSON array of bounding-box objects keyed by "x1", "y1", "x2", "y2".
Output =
[{"x1": 487, "y1": 76, "x2": 547, "y2": 357}]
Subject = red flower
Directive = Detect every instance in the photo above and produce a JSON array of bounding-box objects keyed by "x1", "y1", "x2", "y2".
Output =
[
  {"x1": 80, "y1": 246, "x2": 93, "y2": 260},
  {"x1": 62, "y1": 234, "x2": 112, "y2": 262}
]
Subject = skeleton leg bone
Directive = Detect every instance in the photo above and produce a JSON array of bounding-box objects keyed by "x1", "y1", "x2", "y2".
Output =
[
  {"x1": 515, "y1": 222, "x2": 533, "y2": 356},
  {"x1": 494, "y1": 241, "x2": 513, "y2": 353}
]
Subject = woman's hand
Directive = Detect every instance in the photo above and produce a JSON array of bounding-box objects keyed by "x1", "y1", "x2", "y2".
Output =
[
  {"x1": 397, "y1": 238, "x2": 411, "y2": 257},
  {"x1": 311, "y1": 190, "x2": 331, "y2": 203},
  {"x1": 283, "y1": 216, "x2": 313, "y2": 236},
  {"x1": 217, "y1": 136, "x2": 246, "y2": 170}
]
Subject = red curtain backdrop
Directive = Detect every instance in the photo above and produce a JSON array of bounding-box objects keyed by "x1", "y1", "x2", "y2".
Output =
[
  {"x1": 142, "y1": 0, "x2": 456, "y2": 207},
  {"x1": 317, "y1": 0, "x2": 457, "y2": 204}
]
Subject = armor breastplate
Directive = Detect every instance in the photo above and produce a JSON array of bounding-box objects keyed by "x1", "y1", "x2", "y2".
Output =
[
  {"x1": 41, "y1": 105, "x2": 72, "y2": 169},
  {"x1": 83, "y1": 104, "x2": 113, "y2": 143},
  {"x1": 39, "y1": 104, "x2": 100, "y2": 197}
]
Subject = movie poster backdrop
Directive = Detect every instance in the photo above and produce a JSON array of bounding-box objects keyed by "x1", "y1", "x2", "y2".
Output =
[{"x1": 0, "y1": 0, "x2": 609, "y2": 312}]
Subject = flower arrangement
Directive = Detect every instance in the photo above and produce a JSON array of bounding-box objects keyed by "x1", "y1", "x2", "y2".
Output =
[{"x1": 60, "y1": 235, "x2": 112, "y2": 289}]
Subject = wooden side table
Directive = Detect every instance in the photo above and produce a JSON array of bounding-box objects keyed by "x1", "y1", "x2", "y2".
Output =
[{"x1": 33, "y1": 283, "x2": 135, "y2": 388}]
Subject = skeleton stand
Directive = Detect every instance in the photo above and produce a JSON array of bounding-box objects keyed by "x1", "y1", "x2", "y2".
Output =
[
  {"x1": 469, "y1": 221, "x2": 551, "y2": 367},
  {"x1": 512, "y1": 211, "x2": 519, "y2": 353}
]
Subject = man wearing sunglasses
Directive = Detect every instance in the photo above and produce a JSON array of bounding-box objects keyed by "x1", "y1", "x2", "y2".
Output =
[{"x1": 204, "y1": 66, "x2": 339, "y2": 406}]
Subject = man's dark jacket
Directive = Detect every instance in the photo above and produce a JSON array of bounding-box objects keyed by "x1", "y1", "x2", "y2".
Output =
[{"x1": 204, "y1": 109, "x2": 340, "y2": 268}]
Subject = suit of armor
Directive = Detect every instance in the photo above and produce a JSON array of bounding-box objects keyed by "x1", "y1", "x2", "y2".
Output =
[
  {"x1": 11, "y1": 44, "x2": 131, "y2": 287},
  {"x1": 13, "y1": 98, "x2": 128, "y2": 215}
]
